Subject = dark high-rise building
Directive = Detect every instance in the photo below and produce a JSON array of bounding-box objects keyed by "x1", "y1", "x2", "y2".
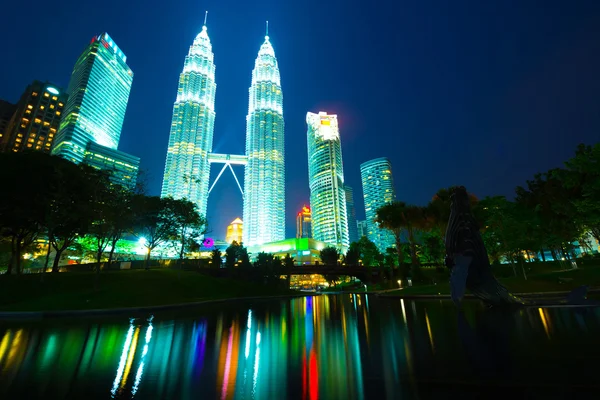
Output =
[
  {"x1": 296, "y1": 205, "x2": 312, "y2": 239},
  {"x1": 357, "y1": 220, "x2": 368, "y2": 238},
  {"x1": 52, "y1": 33, "x2": 139, "y2": 188},
  {"x1": 345, "y1": 185, "x2": 359, "y2": 243},
  {"x1": 0, "y1": 82, "x2": 66, "y2": 153},
  {"x1": 0, "y1": 100, "x2": 17, "y2": 145}
]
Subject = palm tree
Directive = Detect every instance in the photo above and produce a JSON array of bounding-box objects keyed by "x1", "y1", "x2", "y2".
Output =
[{"x1": 376, "y1": 202, "x2": 428, "y2": 269}]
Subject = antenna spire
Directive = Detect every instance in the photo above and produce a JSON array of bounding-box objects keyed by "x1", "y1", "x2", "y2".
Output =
[
  {"x1": 266, "y1": 20, "x2": 269, "y2": 37},
  {"x1": 204, "y1": 11, "x2": 208, "y2": 26}
]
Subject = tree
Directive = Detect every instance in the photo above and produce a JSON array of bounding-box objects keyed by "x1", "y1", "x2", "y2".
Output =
[
  {"x1": 421, "y1": 233, "x2": 444, "y2": 265},
  {"x1": 283, "y1": 253, "x2": 295, "y2": 268},
  {"x1": 320, "y1": 246, "x2": 340, "y2": 266},
  {"x1": 133, "y1": 195, "x2": 178, "y2": 269},
  {"x1": 225, "y1": 241, "x2": 241, "y2": 269},
  {"x1": 554, "y1": 143, "x2": 600, "y2": 243},
  {"x1": 169, "y1": 198, "x2": 207, "y2": 268},
  {"x1": 343, "y1": 242, "x2": 361, "y2": 266},
  {"x1": 427, "y1": 186, "x2": 478, "y2": 240},
  {"x1": 376, "y1": 202, "x2": 428, "y2": 269},
  {"x1": 210, "y1": 249, "x2": 222, "y2": 269},
  {"x1": 0, "y1": 152, "x2": 59, "y2": 274},
  {"x1": 356, "y1": 236, "x2": 382, "y2": 267}
]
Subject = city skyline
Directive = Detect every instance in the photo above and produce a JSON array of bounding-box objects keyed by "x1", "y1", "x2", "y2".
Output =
[{"x1": 2, "y1": 1, "x2": 600, "y2": 240}]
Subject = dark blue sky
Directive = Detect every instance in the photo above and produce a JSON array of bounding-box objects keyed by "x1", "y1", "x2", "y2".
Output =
[{"x1": 2, "y1": 0, "x2": 600, "y2": 240}]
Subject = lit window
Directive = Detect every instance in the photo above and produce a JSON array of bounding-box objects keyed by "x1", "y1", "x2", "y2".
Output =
[
  {"x1": 32, "y1": 92, "x2": 38, "y2": 97},
  {"x1": 55, "y1": 111, "x2": 61, "y2": 116},
  {"x1": 15, "y1": 138, "x2": 22, "y2": 143},
  {"x1": 25, "y1": 110, "x2": 31, "y2": 114},
  {"x1": 28, "y1": 138, "x2": 34, "y2": 143},
  {"x1": 50, "y1": 104, "x2": 55, "y2": 109},
  {"x1": 44, "y1": 93, "x2": 49, "y2": 97},
  {"x1": 20, "y1": 124, "x2": 26, "y2": 128},
  {"x1": 43, "y1": 121, "x2": 50, "y2": 126},
  {"x1": 50, "y1": 128, "x2": 56, "y2": 133},
  {"x1": 30, "y1": 133, "x2": 35, "y2": 137},
  {"x1": 34, "y1": 118, "x2": 41, "y2": 124},
  {"x1": 35, "y1": 145, "x2": 41, "y2": 150},
  {"x1": 58, "y1": 102, "x2": 63, "y2": 107},
  {"x1": 27, "y1": 144, "x2": 33, "y2": 148},
  {"x1": 22, "y1": 118, "x2": 29, "y2": 123},
  {"x1": 17, "y1": 133, "x2": 23, "y2": 138},
  {"x1": 27, "y1": 105, "x2": 33, "y2": 109},
  {"x1": 45, "y1": 142, "x2": 51, "y2": 146},
  {"x1": 52, "y1": 96, "x2": 57, "y2": 101}
]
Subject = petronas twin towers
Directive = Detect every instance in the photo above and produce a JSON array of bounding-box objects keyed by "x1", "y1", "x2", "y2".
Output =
[{"x1": 161, "y1": 19, "x2": 285, "y2": 247}]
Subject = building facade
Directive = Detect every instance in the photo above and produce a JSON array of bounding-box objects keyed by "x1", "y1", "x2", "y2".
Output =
[
  {"x1": 0, "y1": 82, "x2": 66, "y2": 153},
  {"x1": 242, "y1": 33, "x2": 285, "y2": 246},
  {"x1": 52, "y1": 33, "x2": 139, "y2": 187},
  {"x1": 306, "y1": 111, "x2": 349, "y2": 250},
  {"x1": 226, "y1": 218, "x2": 243, "y2": 244},
  {"x1": 357, "y1": 220, "x2": 368, "y2": 238},
  {"x1": 360, "y1": 157, "x2": 396, "y2": 252},
  {"x1": 296, "y1": 205, "x2": 312, "y2": 239},
  {"x1": 161, "y1": 23, "x2": 216, "y2": 217},
  {"x1": 345, "y1": 185, "x2": 359, "y2": 243},
  {"x1": 0, "y1": 100, "x2": 17, "y2": 147},
  {"x1": 84, "y1": 142, "x2": 140, "y2": 188}
]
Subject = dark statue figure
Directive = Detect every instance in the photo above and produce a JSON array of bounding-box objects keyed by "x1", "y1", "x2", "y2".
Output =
[{"x1": 444, "y1": 186, "x2": 596, "y2": 307}]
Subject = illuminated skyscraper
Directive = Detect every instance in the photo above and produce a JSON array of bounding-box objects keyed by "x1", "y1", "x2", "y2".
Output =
[
  {"x1": 360, "y1": 157, "x2": 396, "y2": 252},
  {"x1": 52, "y1": 33, "x2": 139, "y2": 188},
  {"x1": 345, "y1": 185, "x2": 359, "y2": 243},
  {"x1": 226, "y1": 218, "x2": 243, "y2": 244},
  {"x1": 296, "y1": 205, "x2": 312, "y2": 239},
  {"x1": 242, "y1": 30, "x2": 285, "y2": 246},
  {"x1": 307, "y1": 112, "x2": 349, "y2": 250},
  {"x1": 161, "y1": 21, "x2": 216, "y2": 217},
  {"x1": 1, "y1": 81, "x2": 65, "y2": 153}
]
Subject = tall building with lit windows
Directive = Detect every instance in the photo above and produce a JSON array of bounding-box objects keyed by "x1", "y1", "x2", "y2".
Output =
[
  {"x1": 242, "y1": 32, "x2": 285, "y2": 246},
  {"x1": 161, "y1": 22, "x2": 216, "y2": 217},
  {"x1": 345, "y1": 185, "x2": 359, "y2": 243},
  {"x1": 0, "y1": 81, "x2": 66, "y2": 153},
  {"x1": 360, "y1": 157, "x2": 396, "y2": 252},
  {"x1": 52, "y1": 33, "x2": 139, "y2": 188},
  {"x1": 296, "y1": 205, "x2": 312, "y2": 239},
  {"x1": 306, "y1": 112, "x2": 349, "y2": 250}
]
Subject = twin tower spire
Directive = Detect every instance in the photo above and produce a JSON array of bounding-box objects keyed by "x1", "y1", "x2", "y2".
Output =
[{"x1": 161, "y1": 14, "x2": 285, "y2": 247}]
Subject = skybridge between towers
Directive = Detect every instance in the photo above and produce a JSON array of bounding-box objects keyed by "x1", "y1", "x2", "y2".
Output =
[{"x1": 207, "y1": 153, "x2": 247, "y2": 196}]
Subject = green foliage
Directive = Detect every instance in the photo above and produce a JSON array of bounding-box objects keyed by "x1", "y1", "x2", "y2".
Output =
[
  {"x1": 225, "y1": 241, "x2": 241, "y2": 268},
  {"x1": 319, "y1": 246, "x2": 340, "y2": 266},
  {"x1": 343, "y1": 242, "x2": 361, "y2": 266},
  {"x1": 283, "y1": 253, "x2": 295, "y2": 268},
  {"x1": 421, "y1": 233, "x2": 444, "y2": 264},
  {"x1": 356, "y1": 236, "x2": 382, "y2": 267},
  {"x1": 210, "y1": 249, "x2": 222, "y2": 269}
]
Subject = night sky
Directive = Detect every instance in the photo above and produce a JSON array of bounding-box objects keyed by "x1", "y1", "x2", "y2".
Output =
[{"x1": 2, "y1": 0, "x2": 600, "y2": 240}]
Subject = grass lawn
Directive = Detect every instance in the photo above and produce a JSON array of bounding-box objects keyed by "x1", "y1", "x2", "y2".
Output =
[
  {"x1": 388, "y1": 266, "x2": 600, "y2": 296},
  {"x1": 0, "y1": 269, "x2": 298, "y2": 312}
]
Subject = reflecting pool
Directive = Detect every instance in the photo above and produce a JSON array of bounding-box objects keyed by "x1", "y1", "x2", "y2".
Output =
[{"x1": 1, "y1": 295, "x2": 599, "y2": 398}]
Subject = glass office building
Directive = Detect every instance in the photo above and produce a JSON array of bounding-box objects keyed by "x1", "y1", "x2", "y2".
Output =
[
  {"x1": 242, "y1": 33, "x2": 285, "y2": 246},
  {"x1": 53, "y1": 33, "x2": 133, "y2": 163},
  {"x1": 1, "y1": 81, "x2": 66, "y2": 153},
  {"x1": 161, "y1": 24, "x2": 216, "y2": 217},
  {"x1": 360, "y1": 157, "x2": 396, "y2": 252},
  {"x1": 306, "y1": 112, "x2": 349, "y2": 250}
]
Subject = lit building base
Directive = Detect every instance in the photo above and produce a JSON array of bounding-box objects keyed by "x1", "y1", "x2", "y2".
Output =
[{"x1": 246, "y1": 238, "x2": 327, "y2": 265}]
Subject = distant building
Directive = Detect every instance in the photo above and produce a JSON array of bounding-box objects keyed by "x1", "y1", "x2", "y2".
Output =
[
  {"x1": 360, "y1": 157, "x2": 396, "y2": 252},
  {"x1": 296, "y1": 205, "x2": 312, "y2": 238},
  {"x1": 52, "y1": 32, "x2": 139, "y2": 188},
  {"x1": 226, "y1": 218, "x2": 243, "y2": 244},
  {"x1": 0, "y1": 82, "x2": 66, "y2": 153},
  {"x1": 357, "y1": 220, "x2": 368, "y2": 238},
  {"x1": 345, "y1": 185, "x2": 359, "y2": 243},
  {"x1": 0, "y1": 100, "x2": 17, "y2": 146},
  {"x1": 306, "y1": 111, "x2": 349, "y2": 251},
  {"x1": 84, "y1": 142, "x2": 140, "y2": 189},
  {"x1": 246, "y1": 238, "x2": 328, "y2": 265}
]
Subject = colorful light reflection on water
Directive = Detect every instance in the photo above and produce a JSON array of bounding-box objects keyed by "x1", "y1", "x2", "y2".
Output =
[{"x1": 1, "y1": 295, "x2": 600, "y2": 398}]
